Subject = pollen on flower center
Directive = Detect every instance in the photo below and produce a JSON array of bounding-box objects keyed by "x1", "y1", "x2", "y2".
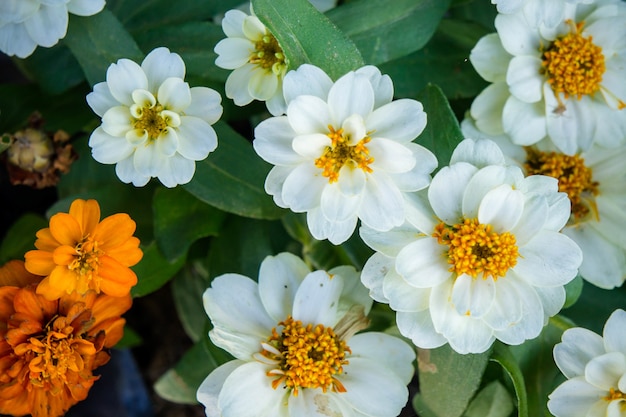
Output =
[
  {"x1": 133, "y1": 104, "x2": 167, "y2": 140},
  {"x1": 261, "y1": 316, "x2": 349, "y2": 396},
  {"x1": 315, "y1": 125, "x2": 374, "y2": 183},
  {"x1": 68, "y1": 237, "x2": 103, "y2": 293},
  {"x1": 542, "y1": 20, "x2": 605, "y2": 100},
  {"x1": 433, "y1": 218, "x2": 519, "y2": 280},
  {"x1": 604, "y1": 388, "x2": 626, "y2": 402},
  {"x1": 250, "y1": 34, "x2": 287, "y2": 76},
  {"x1": 524, "y1": 148, "x2": 599, "y2": 222}
]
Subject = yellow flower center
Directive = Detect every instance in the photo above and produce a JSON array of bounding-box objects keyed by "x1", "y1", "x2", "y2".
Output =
[
  {"x1": 69, "y1": 237, "x2": 103, "y2": 293},
  {"x1": 251, "y1": 34, "x2": 287, "y2": 76},
  {"x1": 261, "y1": 316, "x2": 349, "y2": 396},
  {"x1": 524, "y1": 148, "x2": 599, "y2": 222},
  {"x1": 605, "y1": 388, "x2": 626, "y2": 402},
  {"x1": 433, "y1": 218, "x2": 519, "y2": 280},
  {"x1": 134, "y1": 104, "x2": 167, "y2": 140},
  {"x1": 542, "y1": 20, "x2": 605, "y2": 100},
  {"x1": 315, "y1": 125, "x2": 374, "y2": 183}
]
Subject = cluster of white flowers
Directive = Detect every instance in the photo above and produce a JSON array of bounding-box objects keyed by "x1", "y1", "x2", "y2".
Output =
[{"x1": 0, "y1": 0, "x2": 105, "y2": 58}]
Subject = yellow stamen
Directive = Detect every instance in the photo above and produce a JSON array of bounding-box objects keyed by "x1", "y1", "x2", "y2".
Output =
[
  {"x1": 433, "y1": 218, "x2": 519, "y2": 280},
  {"x1": 134, "y1": 104, "x2": 167, "y2": 140},
  {"x1": 261, "y1": 316, "x2": 349, "y2": 396},
  {"x1": 68, "y1": 237, "x2": 103, "y2": 294},
  {"x1": 542, "y1": 20, "x2": 605, "y2": 100},
  {"x1": 250, "y1": 34, "x2": 287, "y2": 76},
  {"x1": 315, "y1": 125, "x2": 374, "y2": 183},
  {"x1": 605, "y1": 388, "x2": 626, "y2": 402}
]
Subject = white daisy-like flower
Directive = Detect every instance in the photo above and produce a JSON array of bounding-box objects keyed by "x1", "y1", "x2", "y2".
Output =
[
  {"x1": 359, "y1": 138, "x2": 583, "y2": 354},
  {"x1": 470, "y1": 0, "x2": 626, "y2": 155},
  {"x1": 196, "y1": 252, "x2": 415, "y2": 417},
  {"x1": 253, "y1": 64, "x2": 437, "y2": 245},
  {"x1": 86, "y1": 47, "x2": 223, "y2": 188},
  {"x1": 0, "y1": 0, "x2": 105, "y2": 58},
  {"x1": 548, "y1": 309, "x2": 626, "y2": 417},
  {"x1": 491, "y1": 0, "x2": 592, "y2": 27},
  {"x1": 463, "y1": 117, "x2": 626, "y2": 289},
  {"x1": 214, "y1": 7, "x2": 288, "y2": 116},
  {"x1": 214, "y1": 0, "x2": 337, "y2": 24}
]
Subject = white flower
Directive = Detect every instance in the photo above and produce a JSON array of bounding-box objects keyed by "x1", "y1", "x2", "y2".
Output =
[
  {"x1": 470, "y1": 0, "x2": 626, "y2": 155},
  {"x1": 86, "y1": 47, "x2": 223, "y2": 188},
  {"x1": 196, "y1": 252, "x2": 415, "y2": 417},
  {"x1": 214, "y1": 7, "x2": 288, "y2": 116},
  {"x1": 253, "y1": 64, "x2": 437, "y2": 245},
  {"x1": 463, "y1": 117, "x2": 626, "y2": 289},
  {"x1": 0, "y1": 0, "x2": 105, "y2": 58},
  {"x1": 359, "y1": 138, "x2": 583, "y2": 354},
  {"x1": 548, "y1": 309, "x2": 626, "y2": 417},
  {"x1": 213, "y1": 0, "x2": 337, "y2": 24},
  {"x1": 491, "y1": 0, "x2": 592, "y2": 27}
]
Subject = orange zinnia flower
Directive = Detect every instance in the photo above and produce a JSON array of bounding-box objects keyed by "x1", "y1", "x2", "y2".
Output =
[
  {"x1": 0, "y1": 275, "x2": 132, "y2": 417},
  {"x1": 24, "y1": 198, "x2": 143, "y2": 299}
]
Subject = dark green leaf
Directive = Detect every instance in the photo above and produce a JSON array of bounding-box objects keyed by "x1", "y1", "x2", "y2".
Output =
[
  {"x1": 184, "y1": 121, "x2": 284, "y2": 220},
  {"x1": 0, "y1": 213, "x2": 47, "y2": 263},
  {"x1": 491, "y1": 342, "x2": 528, "y2": 417},
  {"x1": 15, "y1": 45, "x2": 85, "y2": 94},
  {"x1": 64, "y1": 10, "x2": 144, "y2": 86},
  {"x1": 463, "y1": 381, "x2": 515, "y2": 417},
  {"x1": 172, "y1": 262, "x2": 212, "y2": 343},
  {"x1": 416, "y1": 344, "x2": 491, "y2": 417},
  {"x1": 563, "y1": 281, "x2": 626, "y2": 334},
  {"x1": 131, "y1": 242, "x2": 185, "y2": 297},
  {"x1": 328, "y1": 0, "x2": 450, "y2": 65},
  {"x1": 153, "y1": 187, "x2": 227, "y2": 262},
  {"x1": 115, "y1": 326, "x2": 143, "y2": 349},
  {"x1": 416, "y1": 84, "x2": 465, "y2": 169},
  {"x1": 563, "y1": 274, "x2": 583, "y2": 309},
  {"x1": 449, "y1": 0, "x2": 498, "y2": 32},
  {"x1": 252, "y1": 0, "x2": 364, "y2": 79}
]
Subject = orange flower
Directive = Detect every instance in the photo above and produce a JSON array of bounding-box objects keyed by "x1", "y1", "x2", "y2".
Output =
[
  {"x1": 24, "y1": 198, "x2": 143, "y2": 299},
  {"x1": 0, "y1": 282, "x2": 132, "y2": 417}
]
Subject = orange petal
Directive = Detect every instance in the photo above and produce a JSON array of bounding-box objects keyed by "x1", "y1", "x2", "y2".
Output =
[
  {"x1": 0, "y1": 287, "x2": 19, "y2": 321},
  {"x1": 35, "y1": 276, "x2": 68, "y2": 301},
  {"x1": 52, "y1": 245, "x2": 77, "y2": 266},
  {"x1": 24, "y1": 250, "x2": 55, "y2": 276},
  {"x1": 13, "y1": 286, "x2": 57, "y2": 323},
  {"x1": 92, "y1": 317, "x2": 127, "y2": 348},
  {"x1": 49, "y1": 213, "x2": 82, "y2": 246},
  {"x1": 0, "y1": 260, "x2": 41, "y2": 287},
  {"x1": 69, "y1": 199, "x2": 101, "y2": 236},
  {"x1": 34, "y1": 228, "x2": 60, "y2": 251},
  {"x1": 48, "y1": 267, "x2": 78, "y2": 296},
  {"x1": 105, "y1": 237, "x2": 143, "y2": 266},
  {"x1": 92, "y1": 213, "x2": 136, "y2": 249},
  {"x1": 92, "y1": 293, "x2": 132, "y2": 322},
  {"x1": 98, "y1": 255, "x2": 137, "y2": 290}
]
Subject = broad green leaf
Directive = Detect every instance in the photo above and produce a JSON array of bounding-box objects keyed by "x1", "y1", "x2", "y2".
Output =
[
  {"x1": 328, "y1": 0, "x2": 450, "y2": 65},
  {"x1": 172, "y1": 262, "x2": 212, "y2": 342},
  {"x1": 563, "y1": 281, "x2": 626, "y2": 334},
  {"x1": 131, "y1": 242, "x2": 186, "y2": 297},
  {"x1": 184, "y1": 121, "x2": 284, "y2": 220},
  {"x1": 416, "y1": 84, "x2": 465, "y2": 170},
  {"x1": 153, "y1": 187, "x2": 227, "y2": 262},
  {"x1": 252, "y1": 0, "x2": 364, "y2": 79},
  {"x1": 64, "y1": 10, "x2": 144, "y2": 86},
  {"x1": 463, "y1": 380, "x2": 515, "y2": 417},
  {"x1": 491, "y1": 342, "x2": 529, "y2": 417},
  {"x1": 15, "y1": 45, "x2": 85, "y2": 94},
  {"x1": 0, "y1": 213, "x2": 47, "y2": 263},
  {"x1": 154, "y1": 337, "x2": 232, "y2": 404},
  {"x1": 449, "y1": 0, "x2": 498, "y2": 32},
  {"x1": 416, "y1": 344, "x2": 491, "y2": 417}
]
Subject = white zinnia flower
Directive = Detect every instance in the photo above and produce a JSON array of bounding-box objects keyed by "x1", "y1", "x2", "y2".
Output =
[
  {"x1": 86, "y1": 47, "x2": 223, "y2": 188},
  {"x1": 491, "y1": 0, "x2": 592, "y2": 27},
  {"x1": 213, "y1": 0, "x2": 337, "y2": 24},
  {"x1": 462, "y1": 117, "x2": 626, "y2": 289},
  {"x1": 470, "y1": 0, "x2": 626, "y2": 155},
  {"x1": 359, "y1": 138, "x2": 583, "y2": 354},
  {"x1": 196, "y1": 252, "x2": 415, "y2": 417},
  {"x1": 0, "y1": 0, "x2": 105, "y2": 58},
  {"x1": 253, "y1": 64, "x2": 437, "y2": 245},
  {"x1": 214, "y1": 7, "x2": 288, "y2": 116},
  {"x1": 548, "y1": 309, "x2": 626, "y2": 417}
]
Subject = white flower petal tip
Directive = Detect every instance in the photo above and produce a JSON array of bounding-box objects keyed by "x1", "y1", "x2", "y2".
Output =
[
  {"x1": 198, "y1": 252, "x2": 414, "y2": 417},
  {"x1": 86, "y1": 47, "x2": 223, "y2": 188},
  {"x1": 548, "y1": 309, "x2": 626, "y2": 417},
  {"x1": 359, "y1": 137, "x2": 584, "y2": 354},
  {"x1": 253, "y1": 63, "x2": 437, "y2": 245}
]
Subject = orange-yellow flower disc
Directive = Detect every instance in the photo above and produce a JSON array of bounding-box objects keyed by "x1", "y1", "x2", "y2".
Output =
[
  {"x1": 24, "y1": 199, "x2": 143, "y2": 300},
  {"x1": 0, "y1": 277, "x2": 131, "y2": 417}
]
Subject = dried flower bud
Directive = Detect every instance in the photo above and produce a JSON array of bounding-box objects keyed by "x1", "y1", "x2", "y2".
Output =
[{"x1": 7, "y1": 128, "x2": 54, "y2": 172}]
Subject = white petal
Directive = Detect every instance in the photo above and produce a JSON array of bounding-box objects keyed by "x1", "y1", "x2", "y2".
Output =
[
  {"x1": 506, "y1": 55, "x2": 544, "y2": 103},
  {"x1": 349, "y1": 332, "x2": 416, "y2": 384},
  {"x1": 187, "y1": 87, "x2": 223, "y2": 124},
  {"x1": 196, "y1": 361, "x2": 243, "y2": 417},
  {"x1": 383, "y1": 268, "x2": 431, "y2": 312},
  {"x1": 544, "y1": 86, "x2": 595, "y2": 154},
  {"x1": 359, "y1": 223, "x2": 420, "y2": 258},
  {"x1": 585, "y1": 352, "x2": 626, "y2": 391},
  {"x1": 449, "y1": 137, "x2": 506, "y2": 167},
  {"x1": 67, "y1": 0, "x2": 105, "y2": 16},
  {"x1": 547, "y1": 378, "x2": 606, "y2": 417},
  {"x1": 141, "y1": 47, "x2": 186, "y2": 92},
  {"x1": 87, "y1": 82, "x2": 119, "y2": 117},
  {"x1": 360, "y1": 252, "x2": 393, "y2": 303},
  {"x1": 265, "y1": 83, "x2": 287, "y2": 116},
  {"x1": 478, "y1": 185, "x2": 524, "y2": 231},
  {"x1": 509, "y1": 193, "x2": 548, "y2": 246},
  {"x1": 320, "y1": 184, "x2": 361, "y2": 222},
  {"x1": 133, "y1": 141, "x2": 164, "y2": 177},
  {"x1": 176, "y1": 116, "x2": 218, "y2": 160},
  {"x1": 603, "y1": 310, "x2": 626, "y2": 355},
  {"x1": 330, "y1": 265, "x2": 373, "y2": 315},
  {"x1": 157, "y1": 153, "x2": 195, "y2": 187},
  {"x1": 248, "y1": 67, "x2": 279, "y2": 101},
  {"x1": 23, "y1": 4, "x2": 67, "y2": 47},
  {"x1": 102, "y1": 106, "x2": 133, "y2": 137},
  {"x1": 283, "y1": 64, "x2": 333, "y2": 104},
  {"x1": 502, "y1": 95, "x2": 546, "y2": 147},
  {"x1": 554, "y1": 327, "x2": 605, "y2": 379},
  {"x1": 533, "y1": 284, "x2": 565, "y2": 318},
  {"x1": 328, "y1": 72, "x2": 374, "y2": 124},
  {"x1": 355, "y1": 65, "x2": 394, "y2": 109},
  {"x1": 281, "y1": 163, "x2": 326, "y2": 211},
  {"x1": 115, "y1": 156, "x2": 150, "y2": 187},
  {"x1": 366, "y1": 99, "x2": 426, "y2": 143},
  {"x1": 106, "y1": 59, "x2": 149, "y2": 106},
  {"x1": 482, "y1": 276, "x2": 523, "y2": 331},
  {"x1": 470, "y1": 82, "x2": 509, "y2": 135},
  {"x1": 288, "y1": 390, "x2": 351, "y2": 417},
  {"x1": 396, "y1": 238, "x2": 451, "y2": 288},
  {"x1": 258, "y1": 253, "x2": 310, "y2": 322},
  {"x1": 368, "y1": 138, "x2": 415, "y2": 173},
  {"x1": 428, "y1": 162, "x2": 477, "y2": 224},
  {"x1": 264, "y1": 166, "x2": 291, "y2": 208},
  {"x1": 292, "y1": 271, "x2": 342, "y2": 326},
  {"x1": 492, "y1": 278, "x2": 544, "y2": 345},
  {"x1": 396, "y1": 310, "x2": 447, "y2": 349},
  {"x1": 287, "y1": 95, "x2": 332, "y2": 135},
  {"x1": 451, "y1": 275, "x2": 495, "y2": 318},
  {"x1": 88, "y1": 127, "x2": 134, "y2": 164},
  {"x1": 337, "y1": 166, "x2": 366, "y2": 196},
  {"x1": 292, "y1": 133, "x2": 330, "y2": 159},
  {"x1": 214, "y1": 37, "x2": 254, "y2": 69},
  {"x1": 359, "y1": 172, "x2": 405, "y2": 231},
  {"x1": 307, "y1": 207, "x2": 357, "y2": 245},
  {"x1": 156, "y1": 77, "x2": 191, "y2": 113},
  {"x1": 462, "y1": 165, "x2": 521, "y2": 219},
  {"x1": 0, "y1": 22, "x2": 37, "y2": 58},
  {"x1": 242, "y1": 15, "x2": 266, "y2": 40},
  {"x1": 495, "y1": 13, "x2": 541, "y2": 56},
  {"x1": 253, "y1": 116, "x2": 301, "y2": 165},
  {"x1": 225, "y1": 64, "x2": 255, "y2": 106},
  {"x1": 221, "y1": 9, "x2": 247, "y2": 38},
  {"x1": 470, "y1": 33, "x2": 510, "y2": 83}
]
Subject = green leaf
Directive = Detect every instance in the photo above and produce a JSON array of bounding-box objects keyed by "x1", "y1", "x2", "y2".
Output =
[
  {"x1": 15, "y1": 45, "x2": 85, "y2": 94},
  {"x1": 563, "y1": 281, "x2": 626, "y2": 334},
  {"x1": 64, "y1": 10, "x2": 144, "y2": 86},
  {"x1": 131, "y1": 242, "x2": 186, "y2": 297},
  {"x1": 172, "y1": 262, "x2": 212, "y2": 342},
  {"x1": 463, "y1": 381, "x2": 515, "y2": 417},
  {"x1": 154, "y1": 337, "x2": 232, "y2": 404},
  {"x1": 416, "y1": 344, "x2": 491, "y2": 417},
  {"x1": 0, "y1": 213, "x2": 47, "y2": 264},
  {"x1": 0, "y1": 134, "x2": 10, "y2": 153},
  {"x1": 563, "y1": 274, "x2": 583, "y2": 309},
  {"x1": 416, "y1": 84, "x2": 465, "y2": 169},
  {"x1": 115, "y1": 325, "x2": 143, "y2": 349},
  {"x1": 252, "y1": 0, "x2": 364, "y2": 79},
  {"x1": 328, "y1": 0, "x2": 450, "y2": 65},
  {"x1": 491, "y1": 342, "x2": 529, "y2": 417},
  {"x1": 153, "y1": 187, "x2": 227, "y2": 262},
  {"x1": 184, "y1": 121, "x2": 284, "y2": 220}
]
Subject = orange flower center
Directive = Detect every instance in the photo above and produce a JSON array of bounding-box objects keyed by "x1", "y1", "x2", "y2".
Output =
[
  {"x1": 524, "y1": 148, "x2": 599, "y2": 222},
  {"x1": 433, "y1": 218, "x2": 519, "y2": 280},
  {"x1": 251, "y1": 34, "x2": 287, "y2": 75},
  {"x1": 315, "y1": 125, "x2": 374, "y2": 183},
  {"x1": 69, "y1": 237, "x2": 103, "y2": 293},
  {"x1": 261, "y1": 316, "x2": 349, "y2": 396},
  {"x1": 542, "y1": 20, "x2": 605, "y2": 100}
]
